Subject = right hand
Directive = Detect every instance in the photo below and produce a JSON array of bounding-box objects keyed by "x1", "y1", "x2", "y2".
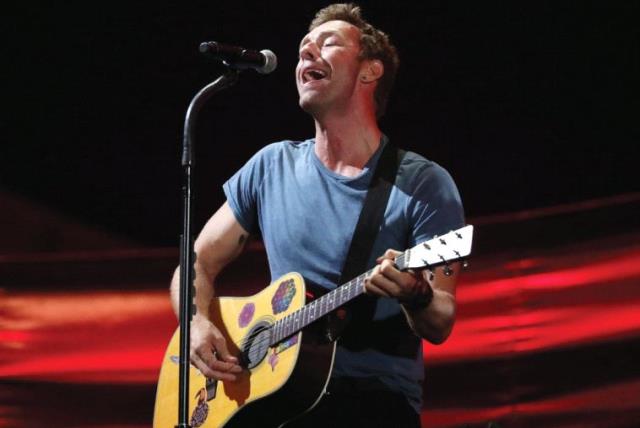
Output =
[{"x1": 190, "y1": 315, "x2": 243, "y2": 381}]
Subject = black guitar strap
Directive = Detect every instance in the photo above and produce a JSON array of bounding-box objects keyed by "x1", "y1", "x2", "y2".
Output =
[{"x1": 338, "y1": 141, "x2": 406, "y2": 349}]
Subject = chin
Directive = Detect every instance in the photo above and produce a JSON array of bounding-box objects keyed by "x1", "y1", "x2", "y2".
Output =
[{"x1": 298, "y1": 95, "x2": 319, "y2": 115}]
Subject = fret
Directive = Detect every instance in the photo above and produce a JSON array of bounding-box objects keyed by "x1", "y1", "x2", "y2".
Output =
[
  {"x1": 279, "y1": 318, "x2": 284, "y2": 341},
  {"x1": 265, "y1": 226, "x2": 473, "y2": 347},
  {"x1": 399, "y1": 251, "x2": 406, "y2": 270},
  {"x1": 285, "y1": 314, "x2": 291, "y2": 337},
  {"x1": 354, "y1": 275, "x2": 362, "y2": 297}
]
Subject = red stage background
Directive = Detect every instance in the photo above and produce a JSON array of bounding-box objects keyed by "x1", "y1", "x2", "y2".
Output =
[{"x1": 1, "y1": 193, "x2": 639, "y2": 427}]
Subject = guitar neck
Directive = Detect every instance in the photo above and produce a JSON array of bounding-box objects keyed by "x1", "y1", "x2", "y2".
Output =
[{"x1": 268, "y1": 252, "x2": 410, "y2": 346}]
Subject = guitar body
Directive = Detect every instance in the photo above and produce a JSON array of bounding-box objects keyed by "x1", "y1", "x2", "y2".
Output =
[
  {"x1": 153, "y1": 272, "x2": 336, "y2": 428},
  {"x1": 153, "y1": 225, "x2": 475, "y2": 427}
]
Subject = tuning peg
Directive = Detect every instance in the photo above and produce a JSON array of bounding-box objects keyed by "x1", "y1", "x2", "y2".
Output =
[
  {"x1": 462, "y1": 259, "x2": 469, "y2": 269},
  {"x1": 443, "y1": 264, "x2": 453, "y2": 276},
  {"x1": 439, "y1": 238, "x2": 447, "y2": 245}
]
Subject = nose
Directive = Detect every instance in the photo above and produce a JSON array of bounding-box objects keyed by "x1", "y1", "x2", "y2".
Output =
[{"x1": 299, "y1": 41, "x2": 319, "y2": 61}]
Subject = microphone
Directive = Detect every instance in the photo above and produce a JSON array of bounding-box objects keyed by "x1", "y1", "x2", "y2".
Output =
[{"x1": 199, "y1": 41, "x2": 277, "y2": 74}]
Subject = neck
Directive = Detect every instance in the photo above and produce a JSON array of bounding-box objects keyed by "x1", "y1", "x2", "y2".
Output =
[{"x1": 313, "y1": 104, "x2": 382, "y2": 177}]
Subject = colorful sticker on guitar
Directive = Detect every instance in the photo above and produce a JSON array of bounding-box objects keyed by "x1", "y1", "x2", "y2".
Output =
[
  {"x1": 275, "y1": 334, "x2": 299, "y2": 354},
  {"x1": 190, "y1": 388, "x2": 209, "y2": 427},
  {"x1": 170, "y1": 356, "x2": 205, "y2": 377},
  {"x1": 268, "y1": 349, "x2": 279, "y2": 370},
  {"x1": 271, "y1": 279, "x2": 296, "y2": 314},
  {"x1": 238, "y1": 303, "x2": 255, "y2": 328}
]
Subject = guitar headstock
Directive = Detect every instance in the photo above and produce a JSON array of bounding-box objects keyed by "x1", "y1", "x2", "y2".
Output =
[{"x1": 402, "y1": 225, "x2": 474, "y2": 271}]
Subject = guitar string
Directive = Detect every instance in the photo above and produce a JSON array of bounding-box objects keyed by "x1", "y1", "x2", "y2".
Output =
[
  {"x1": 234, "y1": 252, "x2": 412, "y2": 354},
  {"x1": 235, "y1": 273, "x2": 365, "y2": 352},
  {"x1": 229, "y1": 230, "x2": 466, "y2": 358},
  {"x1": 234, "y1": 269, "x2": 374, "y2": 353},
  {"x1": 233, "y1": 255, "x2": 408, "y2": 356}
]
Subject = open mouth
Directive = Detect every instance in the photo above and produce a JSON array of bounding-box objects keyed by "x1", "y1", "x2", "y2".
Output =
[{"x1": 302, "y1": 68, "x2": 328, "y2": 84}]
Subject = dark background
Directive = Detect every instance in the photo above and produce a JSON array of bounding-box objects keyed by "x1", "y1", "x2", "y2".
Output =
[{"x1": 4, "y1": 1, "x2": 638, "y2": 247}]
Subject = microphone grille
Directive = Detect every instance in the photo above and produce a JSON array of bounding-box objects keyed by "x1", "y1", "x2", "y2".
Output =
[{"x1": 259, "y1": 49, "x2": 278, "y2": 74}]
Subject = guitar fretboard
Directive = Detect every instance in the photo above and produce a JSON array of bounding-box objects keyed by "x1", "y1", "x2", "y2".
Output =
[{"x1": 268, "y1": 252, "x2": 408, "y2": 346}]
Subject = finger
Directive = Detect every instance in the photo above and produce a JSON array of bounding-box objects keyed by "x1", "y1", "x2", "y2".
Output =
[
  {"x1": 210, "y1": 352, "x2": 243, "y2": 374},
  {"x1": 195, "y1": 344, "x2": 217, "y2": 368},
  {"x1": 191, "y1": 352, "x2": 238, "y2": 381},
  {"x1": 364, "y1": 279, "x2": 393, "y2": 298},
  {"x1": 379, "y1": 259, "x2": 417, "y2": 289},
  {"x1": 195, "y1": 344, "x2": 242, "y2": 376},
  {"x1": 366, "y1": 270, "x2": 401, "y2": 297},
  {"x1": 211, "y1": 335, "x2": 239, "y2": 364},
  {"x1": 376, "y1": 248, "x2": 401, "y2": 263}
]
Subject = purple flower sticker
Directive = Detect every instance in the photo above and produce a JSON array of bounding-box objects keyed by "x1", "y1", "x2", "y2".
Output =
[{"x1": 238, "y1": 303, "x2": 255, "y2": 328}]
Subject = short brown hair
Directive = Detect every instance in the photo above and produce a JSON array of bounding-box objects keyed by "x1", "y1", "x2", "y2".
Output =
[{"x1": 310, "y1": 3, "x2": 399, "y2": 118}]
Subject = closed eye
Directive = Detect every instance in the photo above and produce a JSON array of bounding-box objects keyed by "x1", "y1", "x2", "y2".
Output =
[{"x1": 324, "y1": 39, "x2": 340, "y2": 47}]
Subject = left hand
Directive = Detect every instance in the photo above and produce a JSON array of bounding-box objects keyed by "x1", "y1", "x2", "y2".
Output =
[{"x1": 364, "y1": 249, "x2": 432, "y2": 302}]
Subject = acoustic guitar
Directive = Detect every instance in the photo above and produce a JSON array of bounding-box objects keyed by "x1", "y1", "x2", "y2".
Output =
[{"x1": 153, "y1": 225, "x2": 473, "y2": 427}]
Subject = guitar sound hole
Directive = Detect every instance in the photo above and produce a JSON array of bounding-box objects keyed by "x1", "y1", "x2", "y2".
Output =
[{"x1": 241, "y1": 321, "x2": 272, "y2": 369}]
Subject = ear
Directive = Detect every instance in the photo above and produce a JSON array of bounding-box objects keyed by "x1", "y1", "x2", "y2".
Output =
[{"x1": 360, "y1": 59, "x2": 384, "y2": 83}]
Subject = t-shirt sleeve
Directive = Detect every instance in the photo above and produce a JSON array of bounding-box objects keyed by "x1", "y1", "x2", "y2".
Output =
[
  {"x1": 223, "y1": 143, "x2": 278, "y2": 234},
  {"x1": 408, "y1": 162, "x2": 465, "y2": 247}
]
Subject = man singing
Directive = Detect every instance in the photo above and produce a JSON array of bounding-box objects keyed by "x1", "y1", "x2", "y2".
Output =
[{"x1": 170, "y1": 3, "x2": 465, "y2": 426}]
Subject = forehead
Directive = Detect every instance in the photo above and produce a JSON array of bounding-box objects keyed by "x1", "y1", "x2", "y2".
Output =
[{"x1": 301, "y1": 20, "x2": 361, "y2": 45}]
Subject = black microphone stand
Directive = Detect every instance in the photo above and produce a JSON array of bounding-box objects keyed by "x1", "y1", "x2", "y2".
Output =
[{"x1": 176, "y1": 68, "x2": 239, "y2": 428}]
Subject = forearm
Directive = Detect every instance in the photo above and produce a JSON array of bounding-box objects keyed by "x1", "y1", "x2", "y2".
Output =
[
  {"x1": 401, "y1": 288, "x2": 456, "y2": 344},
  {"x1": 169, "y1": 263, "x2": 218, "y2": 321},
  {"x1": 169, "y1": 201, "x2": 249, "y2": 322}
]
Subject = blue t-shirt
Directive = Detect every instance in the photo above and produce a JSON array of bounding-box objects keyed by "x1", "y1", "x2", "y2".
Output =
[{"x1": 223, "y1": 136, "x2": 464, "y2": 412}]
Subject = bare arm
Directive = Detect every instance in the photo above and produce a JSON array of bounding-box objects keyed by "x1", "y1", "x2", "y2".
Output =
[
  {"x1": 169, "y1": 201, "x2": 249, "y2": 380},
  {"x1": 364, "y1": 250, "x2": 459, "y2": 344}
]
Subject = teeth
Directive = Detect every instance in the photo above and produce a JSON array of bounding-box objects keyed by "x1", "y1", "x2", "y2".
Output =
[{"x1": 304, "y1": 69, "x2": 327, "y2": 82}]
